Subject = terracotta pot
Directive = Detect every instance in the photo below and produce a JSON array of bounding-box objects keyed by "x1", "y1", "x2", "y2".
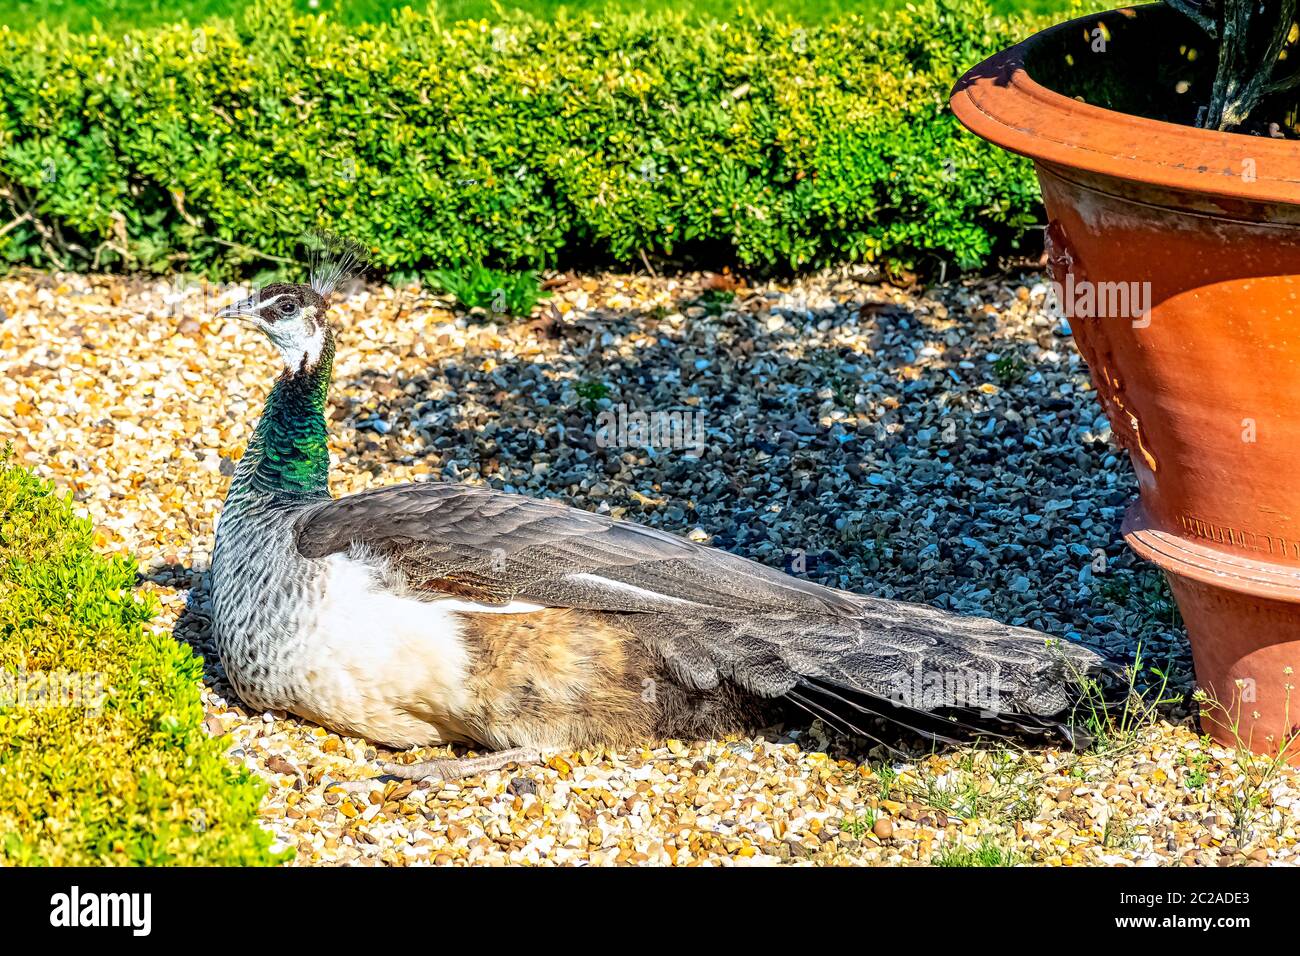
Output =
[{"x1": 951, "y1": 4, "x2": 1300, "y2": 757}]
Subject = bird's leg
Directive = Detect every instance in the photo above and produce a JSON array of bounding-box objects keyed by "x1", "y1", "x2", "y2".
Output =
[
  {"x1": 327, "y1": 747, "x2": 545, "y2": 794},
  {"x1": 378, "y1": 746, "x2": 543, "y2": 783}
]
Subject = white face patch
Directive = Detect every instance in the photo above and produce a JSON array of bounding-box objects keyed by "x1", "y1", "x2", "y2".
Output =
[
  {"x1": 265, "y1": 306, "x2": 324, "y2": 372},
  {"x1": 297, "y1": 311, "x2": 326, "y2": 368}
]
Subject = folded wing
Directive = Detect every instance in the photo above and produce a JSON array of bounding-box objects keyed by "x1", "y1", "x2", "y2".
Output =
[{"x1": 294, "y1": 482, "x2": 1106, "y2": 737}]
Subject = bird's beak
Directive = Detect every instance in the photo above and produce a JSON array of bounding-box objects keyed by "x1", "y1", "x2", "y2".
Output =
[{"x1": 216, "y1": 297, "x2": 259, "y2": 322}]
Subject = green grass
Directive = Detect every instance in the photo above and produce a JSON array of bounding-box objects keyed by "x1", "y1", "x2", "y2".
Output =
[
  {"x1": 933, "y1": 838, "x2": 1024, "y2": 867},
  {"x1": 910, "y1": 748, "x2": 1041, "y2": 824},
  {"x1": 839, "y1": 810, "x2": 877, "y2": 839},
  {"x1": 6, "y1": 0, "x2": 1082, "y2": 33},
  {"x1": 0, "y1": 454, "x2": 281, "y2": 865}
]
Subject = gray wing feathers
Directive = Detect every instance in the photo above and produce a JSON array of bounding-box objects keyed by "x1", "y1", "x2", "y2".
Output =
[
  {"x1": 294, "y1": 482, "x2": 1103, "y2": 719},
  {"x1": 295, "y1": 482, "x2": 861, "y2": 615}
]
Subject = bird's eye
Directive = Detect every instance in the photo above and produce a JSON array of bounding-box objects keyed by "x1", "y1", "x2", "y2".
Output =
[{"x1": 278, "y1": 301, "x2": 296, "y2": 316}]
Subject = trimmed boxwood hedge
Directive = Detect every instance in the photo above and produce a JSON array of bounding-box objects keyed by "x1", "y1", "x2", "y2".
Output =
[
  {"x1": 0, "y1": 0, "x2": 1045, "y2": 279},
  {"x1": 0, "y1": 457, "x2": 280, "y2": 865}
]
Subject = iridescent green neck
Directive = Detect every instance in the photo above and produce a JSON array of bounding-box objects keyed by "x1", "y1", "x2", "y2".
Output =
[{"x1": 230, "y1": 331, "x2": 335, "y2": 504}]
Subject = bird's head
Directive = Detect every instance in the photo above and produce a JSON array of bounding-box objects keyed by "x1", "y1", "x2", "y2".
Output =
[
  {"x1": 217, "y1": 282, "x2": 330, "y2": 373},
  {"x1": 214, "y1": 233, "x2": 368, "y2": 374}
]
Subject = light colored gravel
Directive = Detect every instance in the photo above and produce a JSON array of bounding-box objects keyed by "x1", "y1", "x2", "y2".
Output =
[{"x1": 3, "y1": 267, "x2": 1297, "y2": 866}]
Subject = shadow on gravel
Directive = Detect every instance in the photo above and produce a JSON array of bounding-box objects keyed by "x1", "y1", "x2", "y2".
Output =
[{"x1": 146, "y1": 564, "x2": 231, "y2": 693}]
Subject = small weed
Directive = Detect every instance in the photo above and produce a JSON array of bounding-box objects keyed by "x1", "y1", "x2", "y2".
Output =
[
  {"x1": 1068, "y1": 640, "x2": 1179, "y2": 757},
  {"x1": 933, "y1": 838, "x2": 1023, "y2": 867},
  {"x1": 839, "y1": 809, "x2": 877, "y2": 839},
  {"x1": 992, "y1": 353, "x2": 1028, "y2": 386},
  {"x1": 810, "y1": 352, "x2": 857, "y2": 409},
  {"x1": 1182, "y1": 743, "x2": 1212, "y2": 789},
  {"x1": 574, "y1": 379, "x2": 610, "y2": 412},
  {"x1": 696, "y1": 288, "x2": 735, "y2": 315},
  {"x1": 1196, "y1": 676, "x2": 1300, "y2": 847},
  {"x1": 1096, "y1": 570, "x2": 1181, "y2": 630},
  {"x1": 1101, "y1": 812, "x2": 1135, "y2": 850}
]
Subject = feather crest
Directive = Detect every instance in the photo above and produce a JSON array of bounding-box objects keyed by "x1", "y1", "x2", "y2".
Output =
[{"x1": 304, "y1": 231, "x2": 371, "y2": 297}]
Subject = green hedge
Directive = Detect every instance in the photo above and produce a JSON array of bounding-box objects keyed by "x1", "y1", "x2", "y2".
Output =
[
  {"x1": 0, "y1": 457, "x2": 280, "y2": 865},
  {"x1": 0, "y1": 0, "x2": 1046, "y2": 278}
]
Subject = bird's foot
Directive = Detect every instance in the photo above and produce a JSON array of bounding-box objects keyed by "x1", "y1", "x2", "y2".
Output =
[
  {"x1": 327, "y1": 747, "x2": 543, "y2": 794},
  {"x1": 381, "y1": 746, "x2": 543, "y2": 783},
  {"x1": 379, "y1": 749, "x2": 540, "y2": 785}
]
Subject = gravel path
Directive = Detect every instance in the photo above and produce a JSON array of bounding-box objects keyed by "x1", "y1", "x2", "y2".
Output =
[{"x1": 3, "y1": 268, "x2": 1297, "y2": 866}]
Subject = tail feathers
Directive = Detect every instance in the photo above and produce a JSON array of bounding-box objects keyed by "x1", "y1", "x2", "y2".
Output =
[
  {"x1": 785, "y1": 611, "x2": 1116, "y2": 750},
  {"x1": 795, "y1": 678, "x2": 976, "y2": 746},
  {"x1": 629, "y1": 598, "x2": 1115, "y2": 750},
  {"x1": 795, "y1": 676, "x2": 1100, "y2": 754},
  {"x1": 758, "y1": 604, "x2": 1111, "y2": 749}
]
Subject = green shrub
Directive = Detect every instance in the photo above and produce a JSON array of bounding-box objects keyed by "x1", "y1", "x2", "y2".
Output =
[
  {"x1": 0, "y1": 0, "x2": 1045, "y2": 278},
  {"x1": 430, "y1": 263, "x2": 547, "y2": 316},
  {"x1": 0, "y1": 0, "x2": 1081, "y2": 36},
  {"x1": 0, "y1": 456, "x2": 280, "y2": 865}
]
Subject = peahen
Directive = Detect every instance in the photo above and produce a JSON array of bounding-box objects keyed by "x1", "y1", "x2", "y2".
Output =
[{"x1": 209, "y1": 241, "x2": 1106, "y2": 781}]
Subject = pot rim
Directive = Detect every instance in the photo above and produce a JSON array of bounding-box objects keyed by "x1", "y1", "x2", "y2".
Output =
[
  {"x1": 950, "y1": 4, "x2": 1300, "y2": 205},
  {"x1": 1123, "y1": 504, "x2": 1300, "y2": 605}
]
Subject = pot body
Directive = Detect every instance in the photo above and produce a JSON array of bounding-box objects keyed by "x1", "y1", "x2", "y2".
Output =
[
  {"x1": 1040, "y1": 162, "x2": 1300, "y2": 752},
  {"x1": 952, "y1": 5, "x2": 1300, "y2": 756}
]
